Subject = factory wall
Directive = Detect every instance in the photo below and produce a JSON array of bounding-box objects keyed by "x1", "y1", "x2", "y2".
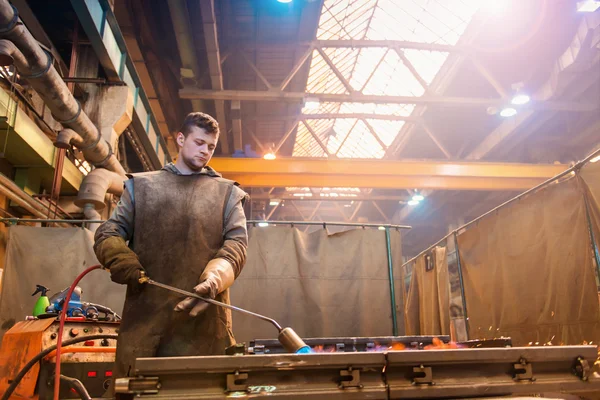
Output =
[{"x1": 231, "y1": 226, "x2": 403, "y2": 342}]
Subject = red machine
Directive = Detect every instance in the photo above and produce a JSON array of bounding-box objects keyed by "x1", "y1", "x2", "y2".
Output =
[{"x1": 0, "y1": 319, "x2": 118, "y2": 399}]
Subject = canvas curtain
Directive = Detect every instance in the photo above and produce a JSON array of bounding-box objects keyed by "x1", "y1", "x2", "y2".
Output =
[
  {"x1": 230, "y1": 226, "x2": 404, "y2": 343},
  {"x1": 0, "y1": 226, "x2": 126, "y2": 340},
  {"x1": 581, "y1": 160, "x2": 600, "y2": 264},
  {"x1": 403, "y1": 247, "x2": 450, "y2": 336},
  {"x1": 457, "y1": 176, "x2": 600, "y2": 345}
]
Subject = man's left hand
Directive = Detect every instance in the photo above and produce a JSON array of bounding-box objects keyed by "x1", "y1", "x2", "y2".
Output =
[{"x1": 174, "y1": 258, "x2": 235, "y2": 317}]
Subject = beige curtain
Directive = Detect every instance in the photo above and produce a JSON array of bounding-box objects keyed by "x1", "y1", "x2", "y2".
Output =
[
  {"x1": 0, "y1": 226, "x2": 126, "y2": 340},
  {"x1": 457, "y1": 176, "x2": 600, "y2": 345},
  {"x1": 404, "y1": 261, "x2": 420, "y2": 335},
  {"x1": 403, "y1": 247, "x2": 450, "y2": 335},
  {"x1": 230, "y1": 226, "x2": 404, "y2": 342},
  {"x1": 581, "y1": 160, "x2": 600, "y2": 261}
]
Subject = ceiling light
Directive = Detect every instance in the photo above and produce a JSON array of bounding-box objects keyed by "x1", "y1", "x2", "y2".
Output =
[
  {"x1": 344, "y1": 204, "x2": 352, "y2": 208},
  {"x1": 577, "y1": 1, "x2": 600, "y2": 12},
  {"x1": 258, "y1": 222, "x2": 269, "y2": 227},
  {"x1": 407, "y1": 200, "x2": 420, "y2": 206},
  {"x1": 500, "y1": 107, "x2": 517, "y2": 117},
  {"x1": 270, "y1": 200, "x2": 280, "y2": 206},
  {"x1": 412, "y1": 194, "x2": 425, "y2": 202},
  {"x1": 263, "y1": 152, "x2": 276, "y2": 160},
  {"x1": 378, "y1": 226, "x2": 386, "y2": 231},
  {"x1": 511, "y1": 94, "x2": 530, "y2": 105},
  {"x1": 277, "y1": 0, "x2": 293, "y2": 3},
  {"x1": 590, "y1": 155, "x2": 600, "y2": 163}
]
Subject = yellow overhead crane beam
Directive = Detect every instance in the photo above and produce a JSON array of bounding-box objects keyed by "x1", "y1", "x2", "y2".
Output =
[{"x1": 208, "y1": 158, "x2": 569, "y2": 191}]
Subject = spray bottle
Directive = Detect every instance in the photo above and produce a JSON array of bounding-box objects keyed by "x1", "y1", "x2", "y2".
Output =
[{"x1": 32, "y1": 285, "x2": 50, "y2": 317}]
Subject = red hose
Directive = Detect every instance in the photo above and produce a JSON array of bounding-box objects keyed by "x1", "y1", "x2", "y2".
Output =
[{"x1": 53, "y1": 264, "x2": 103, "y2": 400}]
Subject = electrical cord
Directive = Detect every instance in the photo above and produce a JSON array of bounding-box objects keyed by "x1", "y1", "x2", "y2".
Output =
[{"x1": 0, "y1": 333, "x2": 118, "y2": 400}]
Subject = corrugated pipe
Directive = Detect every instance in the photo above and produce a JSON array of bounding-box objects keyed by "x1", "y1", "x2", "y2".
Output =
[
  {"x1": 0, "y1": 1, "x2": 126, "y2": 214},
  {"x1": 75, "y1": 168, "x2": 125, "y2": 209}
]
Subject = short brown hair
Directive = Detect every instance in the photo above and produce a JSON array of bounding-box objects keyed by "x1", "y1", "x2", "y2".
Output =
[{"x1": 179, "y1": 112, "x2": 219, "y2": 137}]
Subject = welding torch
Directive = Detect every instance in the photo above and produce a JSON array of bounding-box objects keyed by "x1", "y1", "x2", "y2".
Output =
[{"x1": 138, "y1": 271, "x2": 311, "y2": 354}]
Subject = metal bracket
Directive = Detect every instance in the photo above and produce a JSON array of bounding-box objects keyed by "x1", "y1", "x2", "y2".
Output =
[
  {"x1": 339, "y1": 367, "x2": 363, "y2": 389},
  {"x1": 114, "y1": 377, "x2": 161, "y2": 395},
  {"x1": 412, "y1": 365, "x2": 434, "y2": 385},
  {"x1": 226, "y1": 371, "x2": 249, "y2": 392},
  {"x1": 573, "y1": 357, "x2": 590, "y2": 381},
  {"x1": 513, "y1": 358, "x2": 535, "y2": 381}
]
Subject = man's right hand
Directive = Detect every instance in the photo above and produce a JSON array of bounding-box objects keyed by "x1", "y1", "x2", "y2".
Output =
[{"x1": 94, "y1": 236, "x2": 145, "y2": 291}]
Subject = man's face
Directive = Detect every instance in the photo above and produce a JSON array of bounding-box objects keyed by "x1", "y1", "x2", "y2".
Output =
[{"x1": 177, "y1": 126, "x2": 217, "y2": 171}]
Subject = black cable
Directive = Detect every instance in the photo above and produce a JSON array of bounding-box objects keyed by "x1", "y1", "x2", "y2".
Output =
[{"x1": 1, "y1": 334, "x2": 118, "y2": 400}]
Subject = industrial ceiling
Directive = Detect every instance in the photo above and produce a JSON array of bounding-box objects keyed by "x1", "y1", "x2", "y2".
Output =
[{"x1": 29, "y1": 0, "x2": 599, "y2": 256}]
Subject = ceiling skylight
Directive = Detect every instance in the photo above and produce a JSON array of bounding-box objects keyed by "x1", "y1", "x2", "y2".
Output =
[{"x1": 293, "y1": 0, "x2": 480, "y2": 158}]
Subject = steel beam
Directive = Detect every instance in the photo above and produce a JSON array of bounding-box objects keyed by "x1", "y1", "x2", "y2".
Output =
[
  {"x1": 242, "y1": 113, "x2": 419, "y2": 122},
  {"x1": 179, "y1": 88, "x2": 595, "y2": 111},
  {"x1": 250, "y1": 194, "x2": 409, "y2": 202},
  {"x1": 208, "y1": 158, "x2": 567, "y2": 190},
  {"x1": 199, "y1": 0, "x2": 229, "y2": 154}
]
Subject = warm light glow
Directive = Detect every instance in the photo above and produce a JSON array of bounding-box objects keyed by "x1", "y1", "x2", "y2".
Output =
[
  {"x1": 590, "y1": 155, "x2": 600, "y2": 163},
  {"x1": 263, "y1": 152, "x2": 276, "y2": 160},
  {"x1": 269, "y1": 200, "x2": 280, "y2": 206},
  {"x1": 511, "y1": 94, "x2": 530, "y2": 105},
  {"x1": 378, "y1": 226, "x2": 386, "y2": 230},
  {"x1": 258, "y1": 222, "x2": 269, "y2": 227},
  {"x1": 293, "y1": 192, "x2": 312, "y2": 197},
  {"x1": 577, "y1": 1, "x2": 600, "y2": 12},
  {"x1": 407, "y1": 200, "x2": 419, "y2": 206},
  {"x1": 500, "y1": 107, "x2": 517, "y2": 117},
  {"x1": 412, "y1": 194, "x2": 425, "y2": 202}
]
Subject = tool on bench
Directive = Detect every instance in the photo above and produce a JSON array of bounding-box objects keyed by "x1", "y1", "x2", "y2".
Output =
[
  {"x1": 138, "y1": 271, "x2": 311, "y2": 354},
  {"x1": 39, "y1": 285, "x2": 120, "y2": 321}
]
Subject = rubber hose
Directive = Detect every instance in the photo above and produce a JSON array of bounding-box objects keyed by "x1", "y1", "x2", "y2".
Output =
[
  {"x1": 59, "y1": 375, "x2": 92, "y2": 400},
  {"x1": 1, "y1": 334, "x2": 118, "y2": 400},
  {"x1": 53, "y1": 264, "x2": 103, "y2": 400}
]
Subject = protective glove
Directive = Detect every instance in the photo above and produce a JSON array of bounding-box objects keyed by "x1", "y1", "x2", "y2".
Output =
[
  {"x1": 94, "y1": 236, "x2": 144, "y2": 292},
  {"x1": 175, "y1": 258, "x2": 234, "y2": 317}
]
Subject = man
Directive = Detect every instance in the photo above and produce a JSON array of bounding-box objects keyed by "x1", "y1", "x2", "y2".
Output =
[{"x1": 94, "y1": 112, "x2": 248, "y2": 381}]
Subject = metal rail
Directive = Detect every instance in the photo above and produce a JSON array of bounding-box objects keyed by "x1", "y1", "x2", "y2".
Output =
[
  {"x1": 0, "y1": 218, "x2": 104, "y2": 225},
  {"x1": 144, "y1": 278, "x2": 283, "y2": 332},
  {"x1": 248, "y1": 220, "x2": 411, "y2": 230},
  {"x1": 385, "y1": 227, "x2": 398, "y2": 336}
]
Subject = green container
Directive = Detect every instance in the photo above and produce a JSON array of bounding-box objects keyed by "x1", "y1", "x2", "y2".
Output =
[{"x1": 32, "y1": 285, "x2": 50, "y2": 317}]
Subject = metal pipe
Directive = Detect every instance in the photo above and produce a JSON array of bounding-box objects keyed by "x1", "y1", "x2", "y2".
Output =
[
  {"x1": 247, "y1": 220, "x2": 411, "y2": 229},
  {"x1": 55, "y1": 128, "x2": 84, "y2": 149},
  {"x1": 385, "y1": 227, "x2": 398, "y2": 336},
  {"x1": 453, "y1": 232, "x2": 469, "y2": 340},
  {"x1": 0, "y1": 184, "x2": 46, "y2": 218},
  {"x1": 0, "y1": 173, "x2": 54, "y2": 217},
  {"x1": 0, "y1": 1, "x2": 125, "y2": 177},
  {"x1": 141, "y1": 275, "x2": 283, "y2": 332},
  {"x1": 75, "y1": 168, "x2": 125, "y2": 210}
]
